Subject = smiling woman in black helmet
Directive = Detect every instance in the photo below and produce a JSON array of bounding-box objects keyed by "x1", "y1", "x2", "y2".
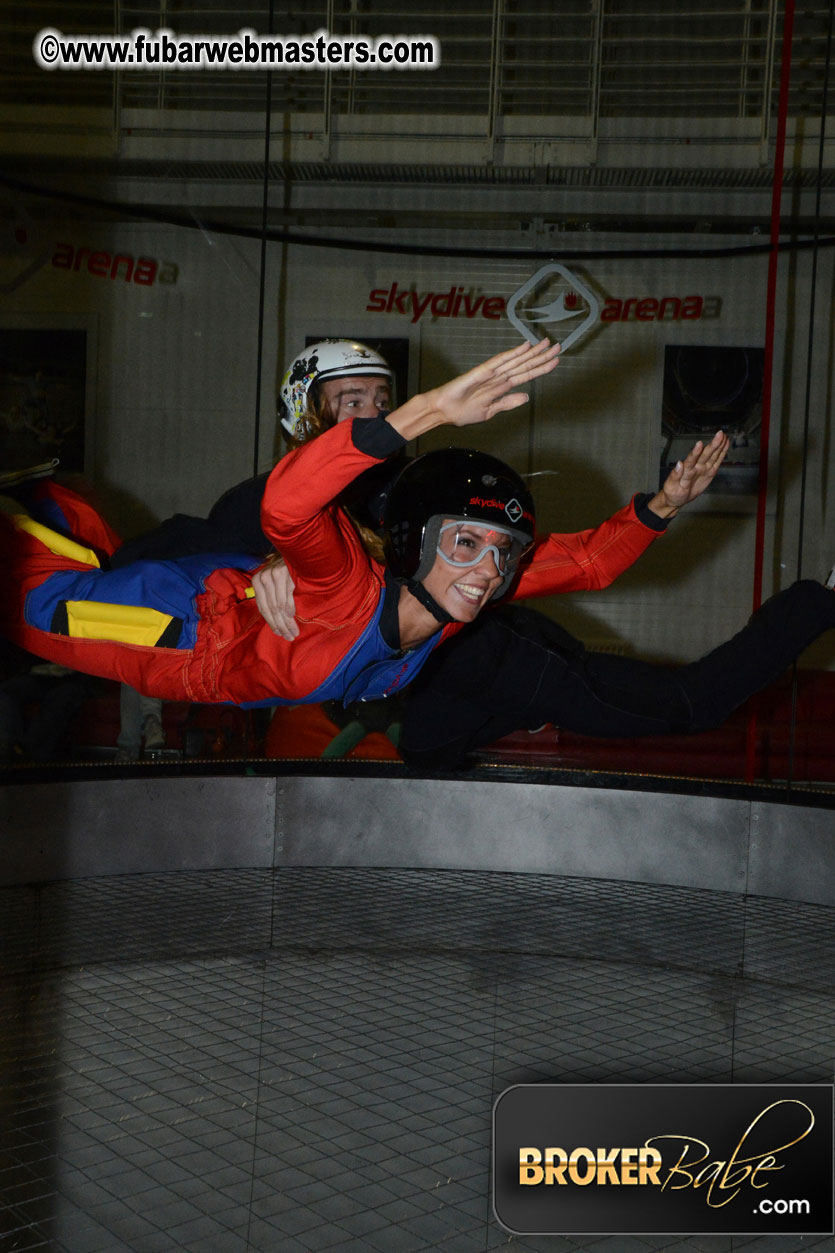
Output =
[
  {"x1": 381, "y1": 448, "x2": 537, "y2": 632},
  {"x1": 1, "y1": 341, "x2": 572, "y2": 706},
  {"x1": 6, "y1": 336, "x2": 835, "y2": 755},
  {"x1": 255, "y1": 340, "x2": 835, "y2": 769}
]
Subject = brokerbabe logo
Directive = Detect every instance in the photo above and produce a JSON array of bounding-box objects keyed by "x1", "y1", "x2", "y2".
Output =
[{"x1": 493, "y1": 1084, "x2": 834, "y2": 1236}]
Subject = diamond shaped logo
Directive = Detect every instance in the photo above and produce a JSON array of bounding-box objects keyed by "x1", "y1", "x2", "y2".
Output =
[
  {"x1": 505, "y1": 498, "x2": 523, "y2": 523},
  {"x1": 506, "y1": 262, "x2": 600, "y2": 353}
]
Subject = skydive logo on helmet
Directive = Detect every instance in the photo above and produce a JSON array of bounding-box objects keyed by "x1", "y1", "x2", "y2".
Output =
[{"x1": 469, "y1": 494, "x2": 533, "y2": 524}]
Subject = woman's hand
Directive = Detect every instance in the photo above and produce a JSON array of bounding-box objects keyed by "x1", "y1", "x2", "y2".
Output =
[
  {"x1": 251, "y1": 556, "x2": 298, "y2": 639},
  {"x1": 648, "y1": 431, "x2": 731, "y2": 519},
  {"x1": 429, "y1": 338, "x2": 561, "y2": 427},
  {"x1": 387, "y1": 339, "x2": 560, "y2": 441}
]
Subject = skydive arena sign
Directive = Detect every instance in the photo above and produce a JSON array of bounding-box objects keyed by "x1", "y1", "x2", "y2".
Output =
[
  {"x1": 493, "y1": 1084, "x2": 834, "y2": 1236},
  {"x1": 366, "y1": 281, "x2": 719, "y2": 327}
]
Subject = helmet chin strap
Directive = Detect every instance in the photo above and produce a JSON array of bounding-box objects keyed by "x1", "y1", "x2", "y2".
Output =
[{"x1": 403, "y1": 578, "x2": 456, "y2": 626}]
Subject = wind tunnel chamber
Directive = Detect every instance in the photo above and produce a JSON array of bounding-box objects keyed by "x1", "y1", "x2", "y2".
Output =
[
  {"x1": 3, "y1": 772, "x2": 835, "y2": 1249},
  {"x1": 3, "y1": 2, "x2": 835, "y2": 1248}
]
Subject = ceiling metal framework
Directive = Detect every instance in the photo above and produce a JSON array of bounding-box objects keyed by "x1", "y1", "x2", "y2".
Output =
[{"x1": 2, "y1": 1, "x2": 834, "y2": 165}]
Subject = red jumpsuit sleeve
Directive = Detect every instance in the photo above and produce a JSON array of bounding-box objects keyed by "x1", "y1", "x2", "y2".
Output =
[
  {"x1": 511, "y1": 496, "x2": 664, "y2": 598},
  {"x1": 260, "y1": 418, "x2": 402, "y2": 591}
]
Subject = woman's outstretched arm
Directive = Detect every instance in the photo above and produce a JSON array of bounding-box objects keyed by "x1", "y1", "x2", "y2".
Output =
[{"x1": 386, "y1": 339, "x2": 560, "y2": 442}]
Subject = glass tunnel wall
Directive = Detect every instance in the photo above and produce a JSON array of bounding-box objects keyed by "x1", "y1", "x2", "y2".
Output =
[{"x1": 1, "y1": 1, "x2": 835, "y2": 789}]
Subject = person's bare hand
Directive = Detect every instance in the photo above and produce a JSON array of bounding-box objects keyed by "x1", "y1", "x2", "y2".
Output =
[
  {"x1": 251, "y1": 557, "x2": 298, "y2": 640},
  {"x1": 425, "y1": 339, "x2": 561, "y2": 428},
  {"x1": 650, "y1": 431, "x2": 730, "y2": 518}
]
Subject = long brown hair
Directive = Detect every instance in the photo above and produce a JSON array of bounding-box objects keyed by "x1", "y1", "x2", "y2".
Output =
[{"x1": 284, "y1": 384, "x2": 334, "y2": 450}]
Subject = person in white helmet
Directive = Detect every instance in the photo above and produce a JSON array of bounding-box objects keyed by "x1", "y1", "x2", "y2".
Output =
[
  {"x1": 278, "y1": 339, "x2": 395, "y2": 442},
  {"x1": 108, "y1": 339, "x2": 396, "y2": 569}
]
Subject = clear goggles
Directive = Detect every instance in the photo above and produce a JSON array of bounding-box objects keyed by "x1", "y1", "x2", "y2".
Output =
[{"x1": 435, "y1": 521, "x2": 525, "y2": 575}]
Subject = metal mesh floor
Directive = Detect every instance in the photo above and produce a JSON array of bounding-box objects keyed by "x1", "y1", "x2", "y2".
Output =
[{"x1": 2, "y1": 867, "x2": 835, "y2": 1252}]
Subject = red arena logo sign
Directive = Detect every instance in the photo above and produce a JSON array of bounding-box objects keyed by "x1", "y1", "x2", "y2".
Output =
[
  {"x1": 52, "y1": 243, "x2": 179, "y2": 286},
  {"x1": 600, "y1": 295, "x2": 721, "y2": 321},
  {"x1": 368, "y1": 282, "x2": 720, "y2": 325}
]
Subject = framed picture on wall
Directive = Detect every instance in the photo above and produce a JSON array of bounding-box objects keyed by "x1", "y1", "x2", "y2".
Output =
[
  {"x1": 660, "y1": 343, "x2": 765, "y2": 511},
  {"x1": 0, "y1": 316, "x2": 97, "y2": 476}
]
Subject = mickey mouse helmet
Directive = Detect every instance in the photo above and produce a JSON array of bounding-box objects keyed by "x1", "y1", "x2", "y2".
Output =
[{"x1": 278, "y1": 340, "x2": 394, "y2": 437}]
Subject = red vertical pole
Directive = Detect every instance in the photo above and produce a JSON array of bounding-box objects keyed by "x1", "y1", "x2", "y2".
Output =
[{"x1": 745, "y1": 0, "x2": 796, "y2": 781}]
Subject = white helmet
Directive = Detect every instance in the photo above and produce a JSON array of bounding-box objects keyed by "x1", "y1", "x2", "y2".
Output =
[{"x1": 278, "y1": 339, "x2": 394, "y2": 438}]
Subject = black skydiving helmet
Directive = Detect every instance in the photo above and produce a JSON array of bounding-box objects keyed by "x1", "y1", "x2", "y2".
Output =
[{"x1": 382, "y1": 448, "x2": 536, "y2": 621}]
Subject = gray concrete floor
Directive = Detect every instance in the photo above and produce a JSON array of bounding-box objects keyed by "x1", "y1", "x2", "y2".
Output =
[{"x1": 2, "y1": 867, "x2": 834, "y2": 1251}]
